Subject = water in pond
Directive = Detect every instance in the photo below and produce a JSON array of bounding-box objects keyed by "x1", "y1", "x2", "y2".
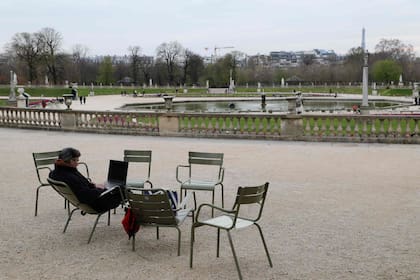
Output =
[{"x1": 123, "y1": 99, "x2": 402, "y2": 113}]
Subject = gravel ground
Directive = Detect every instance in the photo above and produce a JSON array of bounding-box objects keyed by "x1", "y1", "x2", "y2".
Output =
[{"x1": 0, "y1": 127, "x2": 419, "y2": 280}]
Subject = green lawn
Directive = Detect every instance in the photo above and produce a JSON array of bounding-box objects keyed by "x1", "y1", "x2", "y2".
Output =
[{"x1": 0, "y1": 86, "x2": 414, "y2": 98}]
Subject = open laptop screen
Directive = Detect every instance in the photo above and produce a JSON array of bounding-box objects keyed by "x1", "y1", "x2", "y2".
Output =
[{"x1": 106, "y1": 160, "x2": 128, "y2": 187}]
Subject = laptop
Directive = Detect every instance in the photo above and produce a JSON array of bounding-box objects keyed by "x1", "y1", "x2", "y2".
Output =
[{"x1": 104, "y1": 160, "x2": 128, "y2": 189}]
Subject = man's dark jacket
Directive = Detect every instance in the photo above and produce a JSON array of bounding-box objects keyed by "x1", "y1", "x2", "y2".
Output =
[{"x1": 49, "y1": 164, "x2": 114, "y2": 211}]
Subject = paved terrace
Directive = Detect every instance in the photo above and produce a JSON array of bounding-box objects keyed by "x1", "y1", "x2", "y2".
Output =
[{"x1": 0, "y1": 127, "x2": 419, "y2": 279}]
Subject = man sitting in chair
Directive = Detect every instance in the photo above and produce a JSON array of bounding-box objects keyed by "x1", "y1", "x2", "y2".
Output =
[{"x1": 49, "y1": 147, "x2": 123, "y2": 212}]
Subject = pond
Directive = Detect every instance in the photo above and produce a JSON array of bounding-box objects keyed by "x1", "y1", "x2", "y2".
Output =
[{"x1": 121, "y1": 98, "x2": 404, "y2": 113}]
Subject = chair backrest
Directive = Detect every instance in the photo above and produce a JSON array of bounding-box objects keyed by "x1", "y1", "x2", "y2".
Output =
[
  {"x1": 125, "y1": 188, "x2": 177, "y2": 226},
  {"x1": 233, "y1": 182, "x2": 269, "y2": 222},
  {"x1": 189, "y1": 152, "x2": 223, "y2": 166},
  {"x1": 47, "y1": 177, "x2": 98, "y2": 214},
  {"x1": 124, "y1": 150, "x2": 152, "y2": 178},
  {"x1": 188, "y1": 152, "x2": 224, "y2": 180},
  {"x1": 33, "y1": 151, "x2": 61, "y2": 184}
]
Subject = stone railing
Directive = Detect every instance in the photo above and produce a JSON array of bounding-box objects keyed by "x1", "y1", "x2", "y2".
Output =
[
  {"x1": 1, "y1": 106, "x2": 420, "y2": 144},
  {"x1": 302, "y1": 115, "x2": 420, "y2": 144}
]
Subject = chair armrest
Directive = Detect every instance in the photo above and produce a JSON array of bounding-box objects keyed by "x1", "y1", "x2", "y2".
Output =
[
  {"x1": 176, "y1": 164, "x2": 190, "y2": 183},
  {"x1": 37, "y1": 166, "x2": 53, "y2": 184},
  {"x1": 195, "y1": 203, "x2": 236, "y2": 223},
  {"x1": 217, "y1": 167, "x2": 225, "y2": 183},
  {"x1": 78, "y1": 162, "x2": 90, "y2": 179}
]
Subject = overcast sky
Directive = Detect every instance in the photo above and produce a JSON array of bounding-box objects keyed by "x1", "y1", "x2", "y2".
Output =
[{"x1": 1, "y1": 0, "x2": 419, "y2": 57}]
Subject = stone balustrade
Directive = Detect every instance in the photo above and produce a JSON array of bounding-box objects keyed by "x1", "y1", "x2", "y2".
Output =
[{"x1": 1, "y1": 107, "x2": 419, "y2": 144}]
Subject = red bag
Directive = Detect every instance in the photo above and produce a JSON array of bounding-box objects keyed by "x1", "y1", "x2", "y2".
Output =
[{"x1": 122, "y1": 208, "x2": 140, "y2": 240}]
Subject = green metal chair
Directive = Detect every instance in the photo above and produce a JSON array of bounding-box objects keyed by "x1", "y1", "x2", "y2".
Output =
[
  {"x1": 33, "y1": 150, "x2": 90, "y2": 216},
  {"x1": 125, "y1": 188, "x2": 193, "y2": 256},
  {"x1": 176, "y1": 152, "x2": 224, "y2": 215},
  {"x1": 190, "y1": 182, "x2": 272, "y2": 280},
  {"x1": 47, "y1": 177, "x2": 122, "y2": 244},
  {"x1": 123, "y1": 150, "x2": 153, "y2": 189}
]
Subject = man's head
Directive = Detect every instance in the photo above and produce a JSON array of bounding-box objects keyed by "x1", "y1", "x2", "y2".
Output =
[{"x1": 58, "y1": 147, "x2": 81, "y2": 167}]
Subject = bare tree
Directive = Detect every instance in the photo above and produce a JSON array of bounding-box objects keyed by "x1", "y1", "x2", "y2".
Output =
[
  {"x1": 302, "y1": 54, "x2": 315, "y2": 66},
  {"x1": 71, "y1": 44, "x2": 89, "y2": 83},
  {"x1": 180, "y1": 49, "x2": 193, "y2": 86},
  {"x1": 342, "y1": 47, "x2": 364, "y2": 83},
  {"x1": 37, "y1": 27, "x2": 63, "y2": 85},
  {"x1": 186, "y1": 53, "x2": 204, "y2": 85},
  {"x1": 8, "y1": 32, "x2": 43, "y2": 83},
  {"x1": 139, "y1": 56, "x2": 154, "y2": 86},
  {"x1": 375, "y1": 38, "x2": 417, "y2": 81},
  {"x1": 97, "y1": 56, "x2": 114, "y2": 85},
  {"x1": 156, "y1": 41, "x2": 184, "y2": 85},
  {"x1": 375, "y1": 38, "x2": 415, "y2": 61},
  {"x1": 128, "y1": 46, "x2": 141, "y2": 85}
]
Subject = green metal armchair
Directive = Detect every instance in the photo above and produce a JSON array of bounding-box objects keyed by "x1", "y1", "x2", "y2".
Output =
[
  {"x1": 33, "y1": 150, "x2": 90, "y2": 216},
  {"x1": 190, "y1": 182, "x2": 272, "y2": 280},
  {"x1": 123, "y1": 150, "x2": 153, "y2": 189},
  {"x1": 125, "y1": 188, "x2": 193, "y2": 255},
  {"x1": 176, "y1": 152, "x2": 224, "y2": 215},
  {"x1": 47, "y1": 177, "x2": 122, "y2": 243}
]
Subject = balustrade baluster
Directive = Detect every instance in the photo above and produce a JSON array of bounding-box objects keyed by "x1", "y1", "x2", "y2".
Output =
[
  {"x1": 378, "y1": 118, "x2": 385, "y2": 138},
  {"x1": 361, "y1": 119, "x2": 368, "y2": 137},
  {"x1": 44, "y1": 111, "x2": 50, "y2": 126},
  {"x1": 303, "y1": 117, "x2": 310, "y2": 136},
  {"x1": 414, "y1": 119, "x2": 420, "y2": 136},
  {"x1": 353, "y1": 119, "x2": 360, "y2": 137},
  {"x1": 396, "y1": 119, "x2": 402, "y2": 138},
  {"x1": 311, "y1": 117, "x2": 319, "y2": 135}
]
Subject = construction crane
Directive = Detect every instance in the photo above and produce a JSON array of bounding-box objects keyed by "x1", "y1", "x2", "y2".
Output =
[{"x1": 204, "y1": 46, "x2": 235, "y2": 62}]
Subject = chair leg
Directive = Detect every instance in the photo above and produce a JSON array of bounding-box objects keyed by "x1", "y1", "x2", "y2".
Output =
[
  {"x1": 67, "y1": 201, "x2": 71, "y2": 216},
  {"x1": 254, "y1": 223, "x2": 273, "y2": 267},
  {"x1": 88, "y1": 214, "x2": 102, "y2": 244},
  {"x1": 176, "y1": 227, "x2": 181, "y2": 256},
  {"x1": 227, "y1": 231, "x2": 243, "y2": 280},
  {"x1": 217, "y1": 228, "x2": 220, "y2": 257},
  {"x1": 132, "y1": 234, "x2": 136, "y2": 251},
  {"x1": 211, "y1": 190, "x2": 215, "y2": 217},
  {"x1": 107, "y1": 210, "x2": 111, "y2": 225},
  {"x1": 34, "y1": 186, "x2": 43, "y2": 216},
  {"x1": 63, "y1": 208, "x2": 78, "y2": 233},
  {"x1": 193, "y1": 191, "x2": 197, "y2": 211},
  {"x1": 156, "y1": 227, "x2": 159, "y2": 239},
  {"x1": 220, "y1": 183, "x2": 224, "y2": 208},
  {"x1": 190, "y1": 224, "x2": 196, "y2": 268}
]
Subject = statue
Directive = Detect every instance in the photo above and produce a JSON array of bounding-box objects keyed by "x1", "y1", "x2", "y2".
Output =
[{"x1": 9, "y1": 71, "x2": 17, "y2": 102}]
